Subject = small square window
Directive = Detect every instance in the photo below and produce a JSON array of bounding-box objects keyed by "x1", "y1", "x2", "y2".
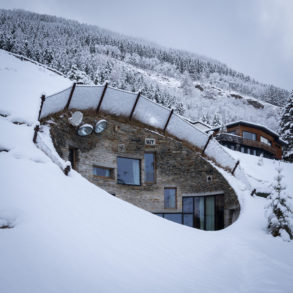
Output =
[{"x1": 164, "y1": 188, "x2": 177, "y2": 209}]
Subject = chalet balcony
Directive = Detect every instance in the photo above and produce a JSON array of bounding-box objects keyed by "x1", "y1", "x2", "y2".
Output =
[{"x1": 216, "y1": 133, "x2": 276, "y2": 156}]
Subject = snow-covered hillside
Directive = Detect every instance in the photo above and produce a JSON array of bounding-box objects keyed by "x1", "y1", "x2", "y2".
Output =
[
  {"x1": 226, "y1": 148, "x2": 293, "y2": 196},
  {"x1": 1, "y1": 50, "x2": 293, "y2": 293},
  {"x1": 0, "y1": 9, "x2": 288, "y2": 131}
]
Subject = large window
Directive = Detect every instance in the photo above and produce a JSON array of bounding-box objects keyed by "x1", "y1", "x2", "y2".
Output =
[
  {"x1": 164, "y1": 188, "x2": 177, "y2": 209},
  {"x1": 182, "y1": 195, "x2": 224, "y2": 231},
  {"x1": 242, "y1": 131, "x2": 256, "y2": 141},
  {"x1": 144, "y1": 153, "x2": 155, "y2": 183},
  {"x1": 117, "y1": 157, "x2": 140, "y2": 186}
]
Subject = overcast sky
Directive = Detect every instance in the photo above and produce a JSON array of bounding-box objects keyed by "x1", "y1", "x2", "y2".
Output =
[{"x1": 1, "y1": 0, "x2": 292, "y2": 90}]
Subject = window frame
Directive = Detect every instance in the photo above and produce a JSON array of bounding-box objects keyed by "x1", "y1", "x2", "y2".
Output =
[
  {"x1": 93, "y1": 165, "x2": 114, "y2": 180},
  {"x1": 164, "y1": 187, "x2": 177, "y2": 209},
  {"x1": 260, "y1": 136, "x2": 272, "y2": 146},
  {"x1": 242, "y1": 131, "x2": 257, "y2": 141},
  {"x1": 144, "y1": 152, "x2": 156, "y2": 184},
  {"x1": 117, "y1": 156, "x2": 141, "y2": 186}
]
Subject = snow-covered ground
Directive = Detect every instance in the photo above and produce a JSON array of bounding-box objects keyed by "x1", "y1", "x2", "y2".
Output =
[
  {"x1": 1, "y1": 49, "x2": 293, "y2": 293},
  {"x1": 225, "y1": 148, "x2": 293, "y2": 196}
]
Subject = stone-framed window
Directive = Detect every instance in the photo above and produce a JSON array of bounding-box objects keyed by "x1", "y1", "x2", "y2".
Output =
[
  {"x1": 144, "y1": 152, "x2": 155, "y2": 184},
  {"x1": 93, "y1": 166, "x2": 114, "y2": 179},
  {"x1": 117, "y1": 157, "x2": 141, "y2": 186},
  {"x1": 164, "y1": 187, "x2": 177, "y2": 209}
]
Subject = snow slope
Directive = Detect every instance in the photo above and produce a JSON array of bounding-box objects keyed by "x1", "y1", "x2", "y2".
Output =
[
  {"x1": 1, "y1": 50, "x2": 293, "y2": 293},
  {"x1": 225, "y1": 148, "x2": 293, "y2": 196}
]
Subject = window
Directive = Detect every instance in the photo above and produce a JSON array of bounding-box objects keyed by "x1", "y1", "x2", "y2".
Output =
[
  {"x1": 68, "y1": 148, "x2": 77, "y2": 170},
  {"x1": 117, "y1": 157, "x2": 140, "y2": 185},
  {"x1": 182, "y1": 195, "x2": 224, "y2": 231},
  {"x1": 164, "y1": 213, "x2": 182, "y2": 224},
  {"x1": 164, "y1": 188, "x2": 177, "y2": 209},
  {"x1": 93, "y1": 166, "x2": 114, "y2": 179},
  {"x1": 144, "y1": 153, "x2": 155, "y2": 183},
  {"x1": 241, "y1": 146, "x2": 245, "y2": 153},
  {"x1": 260, "y1": 136, "x2": 271, "y2": 146},
  {"x1": 243, "y1": 131, "x2": 256, "y2": 141}
]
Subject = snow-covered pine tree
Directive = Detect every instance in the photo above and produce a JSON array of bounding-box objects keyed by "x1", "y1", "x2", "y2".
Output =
[
  {"x1": 265, "y1": 165, "x2": 293, "y2": 241},
  {"x1": 280, "y1": 90, "x2": 293, "y2": 162},
  {"x1": 67, "y1": 64, "x2": 92, "y2": 85}
]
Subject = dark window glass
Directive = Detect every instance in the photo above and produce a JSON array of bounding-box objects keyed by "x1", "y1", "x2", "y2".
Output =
[
  {"x1": 183, "y1": 214, "x2": 193, "y2": 227},
  {"x1": 164, "y1": 213, "x2": 182, "y2": 224},
  {"x1": 164, "y1": 188, "x2": 176, "y2": 209},
  {"x1": 144, "y1": 153, "x2": 155, "y2": 183},
  {"x1": 93, "y1": 166, "x2": 112, "y2": 178},
  {"x1": 243, "y1": 131, "x2": 256, "y2": 141},
  {"x1": 68, "y1": 148, "x2": 77, "y2": 170},
  {"x1": 215, "y1": 195, "x2": 224, "y2": 230},
  {"x1": 182, "y1": 197, "x2": 193, "y2": 213},
  {"x1": 117, "y1": 157, "x2": 140, "y2": 185},
  {"x1": 194, "y1": 197, "x2": 205, "y2": 230}
]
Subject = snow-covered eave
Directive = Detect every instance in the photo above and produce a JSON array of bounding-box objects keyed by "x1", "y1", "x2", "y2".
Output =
[{"x1": 210, "y1": 120, "x2": 287, "y2": 144}]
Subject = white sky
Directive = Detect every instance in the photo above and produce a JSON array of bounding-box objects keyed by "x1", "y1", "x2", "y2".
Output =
[{"x1": 0, "y1": 0, "x2": 292, "y2": 90}]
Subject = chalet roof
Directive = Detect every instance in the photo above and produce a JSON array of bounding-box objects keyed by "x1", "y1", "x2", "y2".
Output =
[{"x1": 210, "y1": 120, "x2": 287, "y2": 145}]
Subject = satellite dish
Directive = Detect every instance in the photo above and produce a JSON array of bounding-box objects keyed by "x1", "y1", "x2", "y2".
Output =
[
  {"x1": 95, "y1": 119, "x2": 108, "y2": 134},
  {"x1": 69, "y1": 111, "x2": 83, "y2": 127},
  {"x1": 77, "y1": 124, "x2": 93, "y2": 136}
]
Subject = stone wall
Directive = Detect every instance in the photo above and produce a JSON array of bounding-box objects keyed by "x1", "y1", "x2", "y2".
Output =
[{"x1": 49, "y1": 111, "x2": 240, "y2": 227}]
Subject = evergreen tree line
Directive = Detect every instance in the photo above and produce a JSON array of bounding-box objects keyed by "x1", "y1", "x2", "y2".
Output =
[{"x1": 0, "y1": 9, "x2": 289, "y2": 110}]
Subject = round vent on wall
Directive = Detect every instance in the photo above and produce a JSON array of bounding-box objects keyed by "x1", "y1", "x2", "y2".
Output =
[
  {"x1": 69, "y1": 111, "x2": 83, "y2": 127},
  {"x1": 77, "y1": 124, "x2": 93, "y2": 136}
]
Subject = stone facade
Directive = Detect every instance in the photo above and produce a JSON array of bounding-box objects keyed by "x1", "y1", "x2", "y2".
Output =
[{"x1": 49, "y1": 111, "x2": 240, "y2": 228}]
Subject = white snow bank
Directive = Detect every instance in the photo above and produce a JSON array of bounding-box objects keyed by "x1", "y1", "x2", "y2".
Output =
[
  {"x1": 0, "y1": 49, "x2": 71, "y2": 124},
  {"x1": 225, "y1": 148, "x2": 293, "y2": 196}
]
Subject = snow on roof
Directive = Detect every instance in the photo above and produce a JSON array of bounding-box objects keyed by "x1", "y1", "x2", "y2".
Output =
[
  {"x1": 40, "y1": 84, "x2": 250, "y2": 187},
  {"x1": 211, "y1": 120, "x2": 287, "y2": 144}
]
